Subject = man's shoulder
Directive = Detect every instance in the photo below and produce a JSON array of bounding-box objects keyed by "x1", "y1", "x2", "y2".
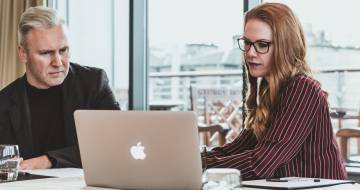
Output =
[
  {"x1": 67, "y1": 63, "x2": 109, "y2": 90},
  {"x1": 0, "y1": 77, "x2": 23, "y2": 98},
  {"x1": 0, "y1": 78, "x2": 23, "y2": 110},
  {"x1": 68, "y1": 63, "x2": 107, "y2": 83},
  {"x1": 69, "y1": 63, "x2": 105, "y2": 77}
]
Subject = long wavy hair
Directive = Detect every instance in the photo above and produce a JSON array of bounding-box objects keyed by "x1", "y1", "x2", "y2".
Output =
[{"x1": 243, "y1": 3, "x2": 312, "y2": 140}]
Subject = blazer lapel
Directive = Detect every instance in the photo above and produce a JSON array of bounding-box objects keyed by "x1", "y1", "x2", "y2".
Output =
[
  {"x1": 9, "y1": 77, "x2": 34, "y2": 157},
  {"x1": 62, "y1": 64, "x2": 83, "y2": 145}
]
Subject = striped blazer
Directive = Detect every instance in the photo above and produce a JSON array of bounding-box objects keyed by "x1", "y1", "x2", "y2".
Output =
[{"x1": 202, "y1": 75, "x2": 347, "y2": 180}]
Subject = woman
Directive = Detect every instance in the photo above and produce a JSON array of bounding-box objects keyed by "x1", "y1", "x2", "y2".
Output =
[{"x1": 202, "y1": 3, "x2": 347, "y2": 180}]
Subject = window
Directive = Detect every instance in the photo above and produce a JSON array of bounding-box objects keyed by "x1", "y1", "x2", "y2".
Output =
[
  {"x1": 52, "y1": 0, "x2": 130, "y2": 110},
  {"x1": 148, "y1": 0, "x2": 244, "y2": 111}
]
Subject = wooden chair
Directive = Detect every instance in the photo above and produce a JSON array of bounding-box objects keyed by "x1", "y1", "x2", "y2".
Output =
[
  {"x1": 190, "y1": 86, "x2": 243, "y2": 147},
  {"x1": 336, "y1": 127, "x2": 360, "y2": 161},
  {"x1": 332, "y1": 108, "x2": 360, "y2": 161}
]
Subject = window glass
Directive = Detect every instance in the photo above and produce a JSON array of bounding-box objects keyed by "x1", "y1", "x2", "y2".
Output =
[
  {"x1": 55, "y1": 0, "x2": 129, "y2": 110},
  {"x1": 148, "y1": 0, "x2": 244, "y2": 111}
]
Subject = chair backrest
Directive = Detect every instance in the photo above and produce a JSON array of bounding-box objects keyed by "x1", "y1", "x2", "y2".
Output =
[{"x1": 190, "y1": 86, "x2": 243, "y2": 144}]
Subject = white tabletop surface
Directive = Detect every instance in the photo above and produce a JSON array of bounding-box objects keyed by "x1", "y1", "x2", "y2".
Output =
[
  {"x1": 0, "y1": 168, "x2": 116, "y2": 190},
  {"x1": 0, "y1": 168, "x2": 359, "y2": 190}
]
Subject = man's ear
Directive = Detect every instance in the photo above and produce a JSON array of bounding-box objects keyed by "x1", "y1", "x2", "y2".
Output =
[{"x1": 17, "y1": 45, "x2": 28, "y2": 64}]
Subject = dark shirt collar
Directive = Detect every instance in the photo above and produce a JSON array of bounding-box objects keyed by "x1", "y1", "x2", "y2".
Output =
[{"x1": 24, "y1": 76, "x2": 63, "y2": 93}]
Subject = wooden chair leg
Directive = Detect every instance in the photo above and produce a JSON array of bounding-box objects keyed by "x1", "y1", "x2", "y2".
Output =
[
  {"x1": 218, "y1": 132, "x2": 226, "y2": 146},
  {"x1": 339, "y1": 137, "x2": 349, "y2": 161},
  {"x1": 203, "y1": 132, "x2": 210, "y2": 146}
]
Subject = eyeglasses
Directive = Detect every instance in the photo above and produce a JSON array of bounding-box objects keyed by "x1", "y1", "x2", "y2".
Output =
[{"x1": 237, "y1": 38, "x2": 272, "y2": 54}]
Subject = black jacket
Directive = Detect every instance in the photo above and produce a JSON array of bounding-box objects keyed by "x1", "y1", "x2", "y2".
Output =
[{"x1": 0, "y1": 63, "x2": 120, "y2": 168}]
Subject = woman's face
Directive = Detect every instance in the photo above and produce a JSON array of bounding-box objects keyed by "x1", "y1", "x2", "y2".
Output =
[{"x1": 243, "y1": 19, "x2": 274, "y2": 81}]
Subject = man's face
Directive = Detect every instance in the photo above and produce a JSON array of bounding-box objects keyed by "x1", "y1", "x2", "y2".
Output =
[{"x1": 18, "y1": 24, "x2": 70, "y2": 89}]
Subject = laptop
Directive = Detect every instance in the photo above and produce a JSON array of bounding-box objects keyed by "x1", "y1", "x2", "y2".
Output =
[{"x1": 74, "y1": 110, "x2": 203, "y2": 190}]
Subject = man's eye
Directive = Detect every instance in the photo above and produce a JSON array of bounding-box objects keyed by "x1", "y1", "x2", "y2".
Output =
[
  {"x1": 59, "y1": 48, "x2": 67, "y2": 54},
  {"x1": 40, "y1": 51, "x2": 51, "y2": 55}
]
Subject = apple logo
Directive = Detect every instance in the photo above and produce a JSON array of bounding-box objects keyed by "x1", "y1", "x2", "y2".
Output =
[{"x1": 130, "y1": 142, "x2": 146, "y2": 160}]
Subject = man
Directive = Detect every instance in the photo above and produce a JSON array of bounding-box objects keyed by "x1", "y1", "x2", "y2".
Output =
[{"x1": 0, "y1": 6, "x2": 120, "y2": 169}]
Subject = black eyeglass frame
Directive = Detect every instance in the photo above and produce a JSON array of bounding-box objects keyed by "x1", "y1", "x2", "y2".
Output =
[{"x1": 237, "y1": 38, "x2": 272, "y2": 54}]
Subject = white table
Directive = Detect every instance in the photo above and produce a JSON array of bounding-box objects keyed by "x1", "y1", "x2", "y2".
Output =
[
  {"x1": 0, "y1": 168, "x2": 359, "y2": 190},
  {"x1": 0, "y1": 168, "x2": 115, "y2": 190}
]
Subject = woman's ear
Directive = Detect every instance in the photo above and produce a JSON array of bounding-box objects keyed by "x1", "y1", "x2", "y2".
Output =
[{"x1": 17, "y1": 45, "x2": 28, "y2": 64}]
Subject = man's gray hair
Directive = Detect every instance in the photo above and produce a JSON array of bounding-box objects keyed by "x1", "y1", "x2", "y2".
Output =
[{"x1": 18, "y1": 6, "x2": 65, "y2": 47}]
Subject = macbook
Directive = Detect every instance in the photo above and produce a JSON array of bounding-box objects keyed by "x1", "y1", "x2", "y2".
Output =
[{"x1": 74, "y1": 110, "x2": 202, "y2": 190}]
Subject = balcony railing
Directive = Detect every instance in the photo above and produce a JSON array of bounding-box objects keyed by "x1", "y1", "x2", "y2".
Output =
[{"x1": 148, "y1": 68, "x2": 360, "y2": 111}]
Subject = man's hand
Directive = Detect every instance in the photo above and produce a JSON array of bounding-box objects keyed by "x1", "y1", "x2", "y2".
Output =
[{"x1": 20, "y1": 155, "x2": 52, "y2": 170}]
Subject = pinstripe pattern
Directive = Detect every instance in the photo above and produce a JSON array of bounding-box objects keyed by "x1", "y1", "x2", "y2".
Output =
[{"x1": 202, "y1": 75, "x2": 347, "y2": 180}]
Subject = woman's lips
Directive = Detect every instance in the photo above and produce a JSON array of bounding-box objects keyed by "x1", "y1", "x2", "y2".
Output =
[{"x1": 247, "y1": 61, "x2": 262, "y2": 67}]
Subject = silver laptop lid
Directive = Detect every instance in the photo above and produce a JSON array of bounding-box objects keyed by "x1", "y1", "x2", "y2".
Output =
[{"x1": 74, "y1": 110, "x2": 202, "y2": 190}]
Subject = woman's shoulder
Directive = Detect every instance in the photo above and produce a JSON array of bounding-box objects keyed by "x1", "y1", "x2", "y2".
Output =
[
  {"x1": 282, "y1": 74, "x2": 326, "y2": 99},
  {"x1": 287, "y1": 74, "x2": 321, "y2": 91}
]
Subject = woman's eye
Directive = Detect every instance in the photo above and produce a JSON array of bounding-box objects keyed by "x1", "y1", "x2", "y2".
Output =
[
  {"x1": 244, "y1": 40, "x2": 252, "y2": 46},
  {"x1": 257, "y1": 42, "x2": 269, "y2": 48}
]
